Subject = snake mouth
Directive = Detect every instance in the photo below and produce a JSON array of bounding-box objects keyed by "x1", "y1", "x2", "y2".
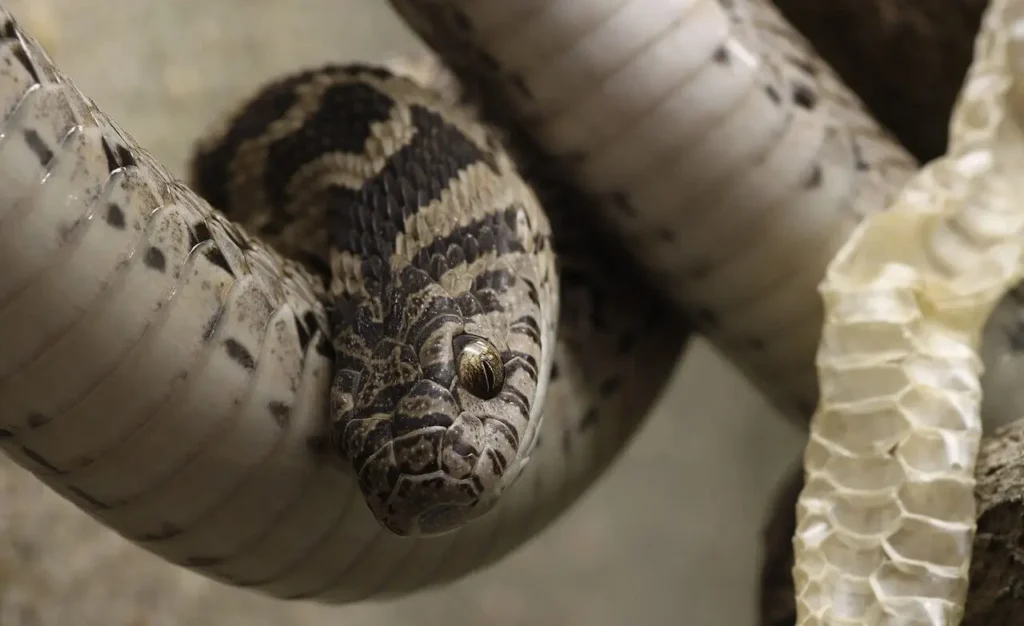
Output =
[
  {"x1": 367, "y1": 471, "x2": 487, "y2": 537},
  {"x1": 355, "y1": 412, "x2": 522, "y2": 537},
  {"x1": 331, "y1": 329, "x2": 539, "y2": 536}
]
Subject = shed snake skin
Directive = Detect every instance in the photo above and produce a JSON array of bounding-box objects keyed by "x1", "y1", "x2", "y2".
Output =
[{"x1": 1, "y1": 1, "x2": 1023, "y2": 625}]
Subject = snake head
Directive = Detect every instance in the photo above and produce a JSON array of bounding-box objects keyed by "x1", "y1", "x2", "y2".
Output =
[
  {"x1": 296, "y1": 65, "x2": 558, "y2": 536},
  {"x1": 329, "y1": 257, "x2": 555, "y2": 536},
  {"x1": 187, "y1": 61, "x2": 557, "y2": 536},
  {"x1": 326, "y1": 178, "x2": 557, "y2": 534}
]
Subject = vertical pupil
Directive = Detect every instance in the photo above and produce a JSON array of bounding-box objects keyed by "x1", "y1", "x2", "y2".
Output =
[{"x1": 481, "y1": 360, "x2": 494, "y2": 390}]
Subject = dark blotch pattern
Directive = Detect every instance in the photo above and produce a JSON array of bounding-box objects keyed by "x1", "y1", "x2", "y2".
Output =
[
  {"x1": 204, "y1": 247, "x2": 233, "y2": 275},
  {"x1": 101, "y1": 138, "x2": 119, "y2": 173},
  {"x1": 143, "y1": 246, "x2": 166, "y2": 272},
  {"x1": 294, "y1": 312, "x2": 314, "y2": 352},
  {"x1": 116, "y1": 143, "x2": 137, "y2": 169},
  {"x1": 263, "y1": 81, "x2": 397, "y2": 208},
  {"x1": 411, "y1": 207, "x2": 525, "y2": 276},
  {"x1": 223, "y1": 338, "x2": 256, "y2": 371},
  {"x1": 189, "y1": 221, "x2": 213, "y2": 250},
  {"x1": 100, "y1": 138, "x2": 138, "y2": 172},
  {"x1": 191, "y1": 68, "x2": 328, "y2": 210},
  {"x1": 105, "y1": 203, "x2": 125, "y2": 229},
  {"x1": 326, "y1": 105, "x2": 499, "y2": 261},
  {"x1": 793, "y1": 83, "x2": 817, "y2": 109},
  {"x1": 191, "y1": 65, "x2": 400, "y2": 213},
  {"x1": 2, "y1": 19, "x2": 41, "y2": 83},
  {"x1": 23, "y1": 129, "x2": 53, "y2": 165},
  {"x1": 315, "y1": 336, "x2": 334, "y2": 359}
]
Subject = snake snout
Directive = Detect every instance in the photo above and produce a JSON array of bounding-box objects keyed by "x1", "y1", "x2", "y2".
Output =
[{"x1": 356, "y1": 411, "x2": 523, "y2": 537}]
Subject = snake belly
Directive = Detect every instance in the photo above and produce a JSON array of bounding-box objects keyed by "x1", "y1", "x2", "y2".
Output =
[{"x1": 0, "y1": 4, "x2": 686, "y2": 602}]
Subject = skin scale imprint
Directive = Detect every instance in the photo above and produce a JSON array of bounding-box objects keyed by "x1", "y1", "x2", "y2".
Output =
[
  {"x1": 795, "y1": 0, "x2": 1024, "y2": 622},
  {"x1": 1, "y1": 1, "x2": 1024, "y2": 625}
]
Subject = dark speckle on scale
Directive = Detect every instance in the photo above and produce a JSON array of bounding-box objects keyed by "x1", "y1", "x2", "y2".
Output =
[
  {"x1": 23, "y1": 129, "x2": 53, "y2": 165},
  {"x1": 106, "y1": 203, "x2": 126, "y2": 229},
  {"x1": 144, "y1": 246, "x2": 166, "y2": 272},
  {"x1": 792, "y1": 84, "x2": 817, "y2": 109},
  {"x1": 224, "y1": 338, "x2": 256, "y2": 370}
]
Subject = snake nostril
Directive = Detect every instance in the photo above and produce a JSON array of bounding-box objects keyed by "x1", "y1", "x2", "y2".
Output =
[
  {"x1": 440, "y1": 415, "x2": 487, "y2": 478},
  {"x1": 370, "y1": 473, "x2": 482, "y2": 537},
  {"x1": 440, "y1": 439, "x2": 479, "y2": 480},
  {"x1": 450, "y1": 438, "x2": 475, "y2": 458}
]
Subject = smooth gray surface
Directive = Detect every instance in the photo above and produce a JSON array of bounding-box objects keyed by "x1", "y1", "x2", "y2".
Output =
[{"x1": 0, "y1": 2, "x2": 806, "y2": 624}]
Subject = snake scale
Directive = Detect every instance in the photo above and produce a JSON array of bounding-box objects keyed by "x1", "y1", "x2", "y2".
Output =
[{"x1": 2, "y1": 0, "x2": 1024, "y2": 624}]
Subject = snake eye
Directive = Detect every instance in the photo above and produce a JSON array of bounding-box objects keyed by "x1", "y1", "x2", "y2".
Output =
[{"x1": 454, "y1": 334, "x2": 505, "y2": 399}]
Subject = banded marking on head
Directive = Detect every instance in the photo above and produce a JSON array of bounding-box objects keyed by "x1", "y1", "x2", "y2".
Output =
[{"x1": 192, "y1": 63, "x2": 556, "y2": 536}]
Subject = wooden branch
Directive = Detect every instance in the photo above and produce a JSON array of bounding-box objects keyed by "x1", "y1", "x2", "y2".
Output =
[
  {"x1": 759, "y1": 419, "x2": 1024, "y2": 625},
  {"x1": 773, "y1": 0, "x2": 988, "y2": 163}
]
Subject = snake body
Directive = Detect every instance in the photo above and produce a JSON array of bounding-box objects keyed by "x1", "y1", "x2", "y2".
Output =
[{"x1": 2, "y1": 0, "x2": 1024, "y2": 624}]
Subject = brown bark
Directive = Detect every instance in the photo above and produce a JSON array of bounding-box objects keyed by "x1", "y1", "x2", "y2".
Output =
[
  {"x1": 759, "y1": 419, "x2": 1024, "y2": 625},
  {"x1": 773, "y1": 0, "x2": 988, "y2": 163}
]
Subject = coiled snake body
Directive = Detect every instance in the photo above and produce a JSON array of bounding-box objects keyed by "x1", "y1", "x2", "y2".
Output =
[
  {"x1": 0, "y1": 7, "x2": 683, "y2": 602},
  {"x1": 2, "y1": 0, "x2": 1024, "y2": 624}
]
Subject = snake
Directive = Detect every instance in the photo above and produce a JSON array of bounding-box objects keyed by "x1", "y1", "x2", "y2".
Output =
[
  {"x1": 2, "y1": 0, "x2": 1024, "y2": 623},
  {"x1": 0, "y1": 5, "x2": 684, "y2": 603}
]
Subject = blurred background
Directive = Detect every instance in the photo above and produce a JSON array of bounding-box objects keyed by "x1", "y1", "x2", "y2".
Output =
[{"x1": 0, "y1": 1, "x2": 806, "y2": 624}]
